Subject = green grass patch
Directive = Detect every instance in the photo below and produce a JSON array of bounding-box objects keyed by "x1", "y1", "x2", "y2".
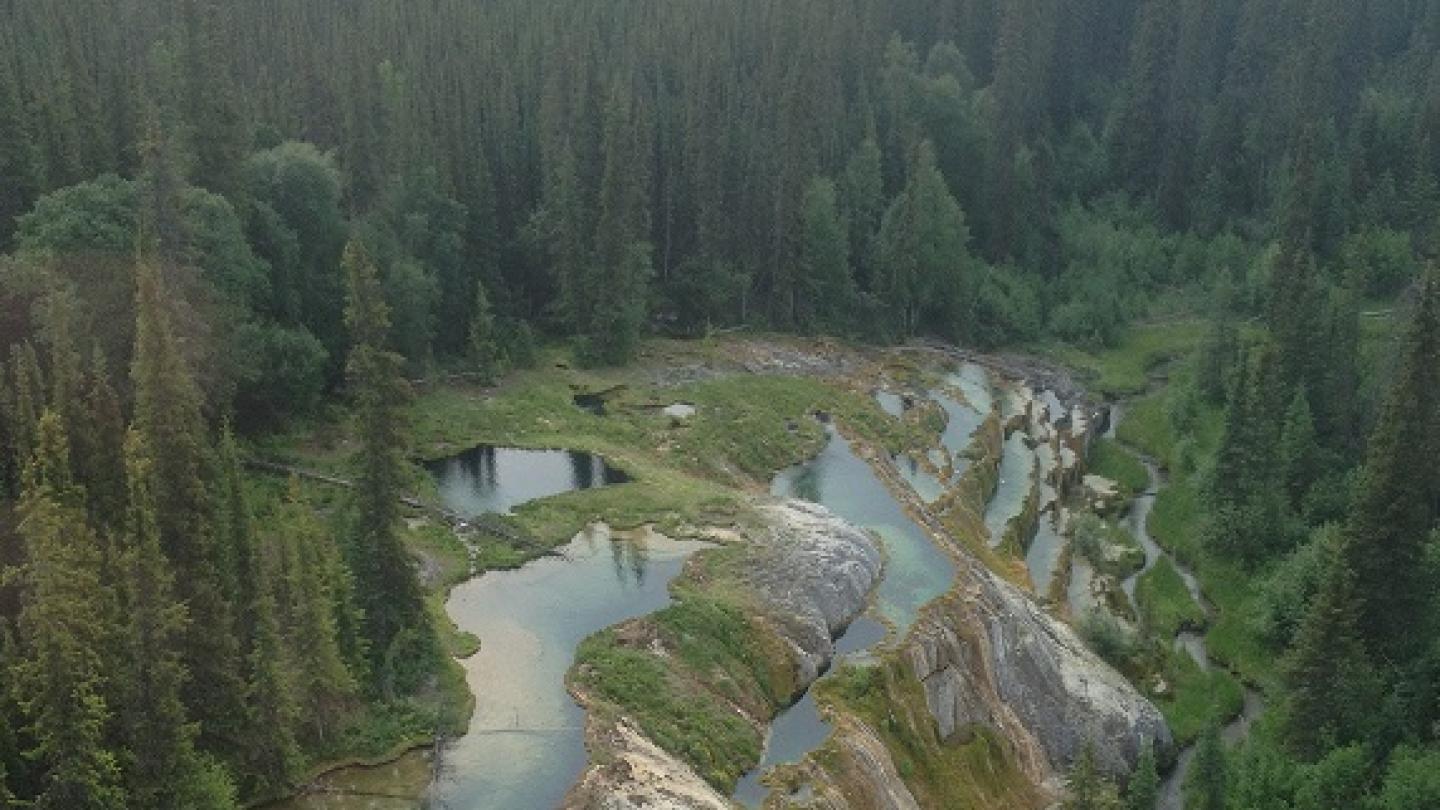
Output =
[
  {"x1": 1155, "y1": 647, "x2": 1245, "y2": 746},
  {"x1": 1135, "y1": 557, "x2": 1206, "y2": 638},
  {"x1": 574, "y1": 630, "x2": 763, "y2": 790},
  {"x1": 1034, "y1": 320, "x2": 1207, "y2": 398},
  {"x1": 1115, "y1": 393, "x2": 1177, "y2": 464},
  {"x1": 1089, "y1": 437, "x2": 1150, "y2": 493}
]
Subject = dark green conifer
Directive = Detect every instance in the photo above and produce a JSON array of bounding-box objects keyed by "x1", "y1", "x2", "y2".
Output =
[{"x1": 342, "y1": 238, "x2": 431, "y2": 690}]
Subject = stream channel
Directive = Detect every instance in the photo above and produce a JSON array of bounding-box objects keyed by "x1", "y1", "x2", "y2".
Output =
[
  {"x1": 273, "y1": 446, "x2": 703, "y2": 810},
  {"x1": 1099, "y1": 413, "x2": 1265, "y2": 810},
  {"x1": 276, "y1": 374, "x2": 1260, "y2": 809},
  {"x1": 735, "y1": 364, "x2": 1011, "y2": 806}
]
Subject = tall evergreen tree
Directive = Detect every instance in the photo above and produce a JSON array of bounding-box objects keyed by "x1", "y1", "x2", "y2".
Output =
[
  {"x1": 795, "y1": 177, "x2": 856, "y2": 333},
  {"x1": 1281, "y1": 534, "x2": 1380, "y2": 758},
  {"x1": 12, "y1": 413, "x2": 124, "y2": 810},
  {"x1": 1064, "y1": 742, "x2": 1120, "y2": 809},
  {"x1": 115, "y1": 429, "x2": 232, "y2": 809},
  {"x1": 215, "y1": 426, "x2": 298, "y2": 795},
  {"x1": 1277, "y1": 388, "x2": 1320, "y2": 513},
  {"x1": 1184, "y1": 725, "x2": 1227, "y2": 810},
  {"x1": 841, "y1": 137, "x2": 886, "y2": 291},
  {"x1": 130, "y1": 255, "x2": 248, "y2": 769},
  {"x1": 1342, "y1": 272, "x2": 1440, "y2": 664},
  {"x1": 877, "y1": 140, "x2": 972, "y2": 336},
  {"x1": 1126, "y1": 742, "x2": 1160, "y2": 810},
  {"x1": 341, "y1": 238, "x2": 431, "y2": 690},
  {"x1": 467, "y1": 280, "x2": 504, "y2": 383},
  {"x1": 270, "y1": 479, "x2": 358, "y2": 744}
]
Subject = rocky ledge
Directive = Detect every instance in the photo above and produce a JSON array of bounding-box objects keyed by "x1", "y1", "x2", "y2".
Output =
[
  {"x1": 905, "y1": 559, "x2": 1172, "y2": 782},
  {"x1": 740, "y1": 500, "x2": 884, "y2": 684},
  {"x1": 565, "y1": 500, "x2": 883, "y2": 808}
]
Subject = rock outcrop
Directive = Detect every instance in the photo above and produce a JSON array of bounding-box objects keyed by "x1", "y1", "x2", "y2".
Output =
[
  {"x1": 905, "y1": 560, "x2": 1172, "y2": 782},
  {"x1": 563, "y1": 719, "x2": 732, "y2": 810},
  {"x1": 741, "y1": 500, "x2": 885, "y2": 684},
  {"x1": 566, "y1": 500, "x2": 883, "y2": 808}
]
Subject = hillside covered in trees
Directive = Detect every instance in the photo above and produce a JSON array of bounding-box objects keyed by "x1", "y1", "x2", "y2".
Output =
[{"x1": 2, "y1": 0, "x2": 1440, "y2": 808}]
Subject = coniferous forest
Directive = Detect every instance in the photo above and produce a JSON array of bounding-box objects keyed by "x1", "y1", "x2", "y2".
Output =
[{"x1": 2, "y1": 1, "x2": 1440, "y2": 808}]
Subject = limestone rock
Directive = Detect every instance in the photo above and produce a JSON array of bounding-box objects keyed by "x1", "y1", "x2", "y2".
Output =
[
  {"x1": 741, "y1": 500, "x2": 885, "y2": 683},
  {"x1": 563, "y1": 719, "x2": 732, "y2": 810},
  {"x1": 905, "y1": 563, "x2": 1172, "y2": 782}
]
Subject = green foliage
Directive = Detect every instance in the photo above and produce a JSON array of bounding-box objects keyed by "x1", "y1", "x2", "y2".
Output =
[
  {"x1": 1184, "y1": 726, "x2": 1226, "y2": 810},
  {"x1": 877, "y1": 140, "x2": 973, "y2": 337},
  {"x1": 341, "y1": 239, "x2": 435, "y2": 691},
  {"x1": 1088, "y1": 438, "x2": 1150, "y2": 494},
  {"x1": 232, "y1": 322, "x2": 328, "y2": 428},
  {"x1": 1063, "y1": 743, "x2": 1121, "y2": 810},
  {"x1": 1126, "y1": 743, "x2": 1158, "y2": 810},
  {"x1": 796, "y1": 177, "x2": 857, "y2": 333},
  {"x1": 573, "y1": 624, "x2": 763, "y2": 790},
  {"x1": 1135, "y1": 558, "x2": 1205, "y2": 639}
]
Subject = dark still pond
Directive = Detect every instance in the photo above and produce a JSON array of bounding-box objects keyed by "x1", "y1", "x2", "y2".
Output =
[{"x1": 424, "y1": 446, "x2": 630, "y2": 517}]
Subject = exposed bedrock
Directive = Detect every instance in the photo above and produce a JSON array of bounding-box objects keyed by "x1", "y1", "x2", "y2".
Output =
[
  {"x1": 566, "y1": 500, "x2": 883, "y2": 808},
  {"x1": 741, "y1": 500, "x2": 885, "y2": 684},
  {"x1": 905, "y1": 561, "x2": 1173, "y2": 782}
]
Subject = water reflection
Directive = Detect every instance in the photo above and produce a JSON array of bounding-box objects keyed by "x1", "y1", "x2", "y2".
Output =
[
  {"x1": 430, "y1": 526, "x2": 705, "y2": 809},
  {"x1": 424, "y1": 446, "x2": 630, "y2": 517}
]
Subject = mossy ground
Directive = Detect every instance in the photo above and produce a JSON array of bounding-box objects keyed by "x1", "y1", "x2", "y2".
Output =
[
  {"x1": 1088, "y1": 437, "x2": 1150, "y2": 494},
  {"x1": 1034, "y1": 320, "x2": 1209, "y2": 398},
  {"x1": 570, "y1": 543, "x2": 798, "y2": 791},
  {"x1": 1135, "y1": 557, "x2": 1206, "y2": 639},
  {"x1": 815, "y1": 661, "x2": 1043, "y2": 810}
]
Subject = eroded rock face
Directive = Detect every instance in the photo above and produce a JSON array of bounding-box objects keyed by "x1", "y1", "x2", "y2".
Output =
[
  {"x1": 563, "y1": 719, "x2": 731, "y2": 810},
  {"x1": 906, "y1": 562, "x2": 1172, "y2": 782},
  {"x1": 741, "y1": 500, "x2": 885, "y2": 684},
  {"x1": 565, "y1": 501, "x2": 883, "y2": 808},
  {"x1": 805, "y1": 720, "x2": 923, "y2": 810}
]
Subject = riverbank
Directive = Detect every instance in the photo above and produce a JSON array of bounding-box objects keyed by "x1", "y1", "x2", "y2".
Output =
[{"x1": 259, "y1": 334, "x2": 1174, "y2": 808}]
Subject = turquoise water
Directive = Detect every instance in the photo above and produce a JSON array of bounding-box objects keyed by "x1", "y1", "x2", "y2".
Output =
[
  {"x1": 984, "y1": 432, "x2": 1037, "y2": 546},
  {"x1": 771, "y1": 427, "x2": 955, "y2": 631},
  {"x1": 431, "y1": 527, "x2": 704, "y2": 809},
  {"x1": 737, "y1": 427, "x2": 956, "y2": 806}
]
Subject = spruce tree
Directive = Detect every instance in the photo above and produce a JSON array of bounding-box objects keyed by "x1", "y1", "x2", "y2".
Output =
[
  {"x1": 1343, "y1": 272, "x2": 1440, "y2": 664},
  {"x1": 841, "y1": 136, "x2": 885, "y2": 291},
  {"x1": 1281, "y1": 534, "x2": 1380, "y2": 758},
  {"x1": 75, "y1": 350, "x2": 126, "y2": 532},
  {"x1": 1184, "y1": 725, "x2": 1226, "y2": 810},
  {"x1": 584, "y1": 81, "x2": 652, "y2": 365},
  {"x1": 1125, "y1": 742, "x2": 1159, "y2": 810},
  {"x1": 12, "y1": 413, "x2": 125, "y2": 810},
  {"x1": 796, "y1": 177, "x2": 856, "y2": 333},
  {"x1": 130, "y1": 256, "x2": 248, "y2": 769},
  {"x1": 467, "y1": 280, "x2": 505, "y2": 383},
  {"x1": 271, "y1": 479, "x2": 358, "y2": 743},
  {"x1": 342, "y1": 238, "x2": 431, "y2": 690},
  {"x1": 876, "y1": 140, "x2": 972, "y2": 336},
  {"x1": 216, "y1": 426, "x2": 298, "y2": 795},
  {"x1": 115, "y1": 429, "x2": 232, "y2": 809},
  {"x1": 1277, "y1": 389, "x2": 1319, "y2": 514},
  {"x1": 1064, "y1": 742, "x2": 1120, "y2": 809}
]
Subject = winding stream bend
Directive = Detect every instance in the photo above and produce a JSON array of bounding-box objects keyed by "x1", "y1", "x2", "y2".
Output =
[
  {"x1": 1104, "y1": 421, "x2": 1264, "y2": 810},
  {"x1": 274, "y1": 447, "x2": 698, "y2": 810}
]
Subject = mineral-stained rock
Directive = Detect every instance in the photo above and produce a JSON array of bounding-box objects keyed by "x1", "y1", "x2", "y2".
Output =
[
  {"x1": 565, "y1": 500, "x2": 883, "y2": 808},
  {"x1": 905, "y1": 561, "x2": 1172, "y2": 782},
  {"x1": 740, "y1": 500, "x2": 885, "y2": 684},
  {"x1": 805, "y1": 719, "x2": 924, "y2": 810},
  {"x1": 562, "y1": 718, "x2": 732, "y2": 810}
]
